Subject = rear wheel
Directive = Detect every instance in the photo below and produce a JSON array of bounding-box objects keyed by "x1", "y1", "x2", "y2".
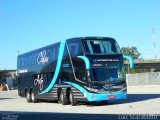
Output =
[
  {"x1": 69, "y1": 90, "x2": 77, "y2": 106},
  {"x1": 60, "y1": 89, "x2": 68, "y2": 105},
  {"x1": 26, "y1": 90, "x2": 32, "y2": 103},
  {"x1": 31, "y1": 91, "x2": 38, "y2": 103}
]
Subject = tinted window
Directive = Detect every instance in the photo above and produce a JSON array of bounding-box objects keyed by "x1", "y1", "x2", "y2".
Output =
[
  {"x1": 90, "y1": 68, "x2": 108, "y2": 81},
  {"x1": 75, "y1": 68, "x2": 86, "y2": 82},
  {"x1": 63, "y1": 45, "x2": 69, "y2": 58},
  {"x1": 17, "y1": 44, "x2": 59, "y2": 68},
  {"x1": 68, "y1": 40, "x2": 83, "y2": 57},
  {"x1": 83, "y1": 39, "x2": 121, "y2": 55}
]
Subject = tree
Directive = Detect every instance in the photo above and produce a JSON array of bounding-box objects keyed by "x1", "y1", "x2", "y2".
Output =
[
  {"x1": 121, "y1": 46, "x2": 142, "y2": 74},
  {"x1": 121, "y1": 46, "x2": 141, "y2": 60}
]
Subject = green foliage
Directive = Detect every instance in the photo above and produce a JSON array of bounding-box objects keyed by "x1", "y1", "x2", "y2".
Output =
[
  {"x1": 125, "y1": 66, "x2": 150, "y2": 74},
  {"x1": 121, "y1": 46, "x2": 141, "y2": 60},
  {"x1": 121, "y1": 46, "x2": 143, "y2": 74}
]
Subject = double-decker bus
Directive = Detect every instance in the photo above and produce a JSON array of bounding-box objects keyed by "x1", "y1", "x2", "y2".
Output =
[{"x1": 17, "y1": 37, "x2": 133, "y2": 105}]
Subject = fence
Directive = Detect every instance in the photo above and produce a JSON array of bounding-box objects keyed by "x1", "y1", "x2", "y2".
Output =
[{"x1": 126, "y1": 72, "x2": 160, "y2": 86}]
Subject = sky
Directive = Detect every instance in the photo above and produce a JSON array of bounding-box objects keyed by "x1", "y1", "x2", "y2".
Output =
[{"x1": 0, "y1": 0, "x2": 160, "y2": 69}]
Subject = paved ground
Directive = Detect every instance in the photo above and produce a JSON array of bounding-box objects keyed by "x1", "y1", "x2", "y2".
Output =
[{"x1": 0, "y1": 86, "x2": 160, "y2": 115}]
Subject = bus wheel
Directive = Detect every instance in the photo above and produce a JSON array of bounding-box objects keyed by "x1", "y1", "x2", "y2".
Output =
[
  {"x1": 60, "y1": 89, "x2": 68, "y2": 105},
  {"x1": 69, "y1": 90, "x2": 77, "y2": 106},
  {"x1": 26, "y1": 90, "x2": 32, "y2": 103},
  {"x1": 31, "y1": 91, "x2": 38, "y2": 103}
]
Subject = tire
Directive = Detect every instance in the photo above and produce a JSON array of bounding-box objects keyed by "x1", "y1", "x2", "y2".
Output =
[
  {"x1": 31, "y1": 91, "x2": 38, "y2": 103},
  {"x1": 26, "y1": 90, "x2": 32, "y2": 103},
  {"x1": 69, "y1": 90, "x2": 77, "y2": 106},
  {"x1": 60, "y1": 89, "x2": 68, "y2": 105}
]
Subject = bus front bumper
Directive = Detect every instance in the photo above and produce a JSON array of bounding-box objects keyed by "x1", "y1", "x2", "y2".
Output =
[{"x1": 85, "y1": 91, "x2": 127, "y2": 102}]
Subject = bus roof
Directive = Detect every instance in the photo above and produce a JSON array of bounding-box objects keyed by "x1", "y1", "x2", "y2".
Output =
[
  {"x1": 18, "y1": 36, "x2": 116, "y2": 57},
  {"x1": 66, "y1": 36, "x2": 115, "y2": 41}
]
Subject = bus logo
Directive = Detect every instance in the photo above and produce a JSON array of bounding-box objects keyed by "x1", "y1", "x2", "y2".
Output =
[
  {"x1": 34, "y1": 74, "x2": 44, "y2": 91},
  {"x1": 37, "y1": 50, "x2": 49, "y2": 64}
]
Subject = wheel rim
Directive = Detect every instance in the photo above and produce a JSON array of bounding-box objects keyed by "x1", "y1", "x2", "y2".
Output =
[
  {"x1": 31, "y1": 92, "x2": 34, "y2": 101},
  {"x1": 26, "y1": 92, "x2": 30, "y2": 101},
  {"x1": 60, "y1": 92, "x2": 63, "y2": 103},
  {"x1": 69, "y1": 92, "x2": 72, "y2": 103}
]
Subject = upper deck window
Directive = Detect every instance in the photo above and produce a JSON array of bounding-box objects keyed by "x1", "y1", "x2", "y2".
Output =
[
  {"x1": 67, "y1": 40, "x2": 83, "y2": 57},
  {"x1": 83, "y1": 39, "x2": 121, "y2": 55}
]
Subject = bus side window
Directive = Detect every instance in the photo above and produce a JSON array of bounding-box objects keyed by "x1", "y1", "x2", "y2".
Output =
[
  {"x1": 75, "y1": 68, "x2": 86, "y2": 82},
  {"x1": 69, "y1": 44, "x2": 77, "y2": 56},
  {"x1": 63, "y1": 45, "x2": 69, "y2": 58},
  {"x1": 68, "y1": 41, "x2": 83, "y2": 57}
]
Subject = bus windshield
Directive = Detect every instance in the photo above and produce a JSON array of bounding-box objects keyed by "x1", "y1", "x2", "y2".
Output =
[
  {"x1": 89, "y1": 66, "x2": 125, "y2": 83},
  {"x1": 83, "y1": 39, "x2": 121, "y2": 55}
]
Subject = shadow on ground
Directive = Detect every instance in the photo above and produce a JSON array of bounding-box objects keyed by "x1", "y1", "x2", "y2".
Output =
[
  {"x1": 0, "y1": 111, "x2": 159, "y2": 120},
  {"x1": 2, "y1": 112, "x2": 112, "y2": 120},
  {"x1": 0, "y1": 98, "x2": 15, "y2": 100}
]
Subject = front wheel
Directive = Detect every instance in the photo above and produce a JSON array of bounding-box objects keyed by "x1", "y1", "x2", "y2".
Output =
[
  {"x1": 26, "y1": 90, "x2": 32, "y2": 103},
  {"x1": 69, "y1": 90, "x2": 77, "y2": 106}
]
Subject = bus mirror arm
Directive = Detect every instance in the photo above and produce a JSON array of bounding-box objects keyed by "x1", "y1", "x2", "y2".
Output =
[
  {"x1": 123, "y1": 55, "x2": 134, "y2": 69},
  {"x1": 77, "y1": 56, "x2": 90, "y2": 70},
  {"x1": 77, "y1": 56, "x2": 91, "y2": 86}
]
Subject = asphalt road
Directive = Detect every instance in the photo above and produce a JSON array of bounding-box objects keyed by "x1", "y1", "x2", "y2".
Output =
[{"x1": 0, "y1": 86, "x2": 160, "y2": 120}]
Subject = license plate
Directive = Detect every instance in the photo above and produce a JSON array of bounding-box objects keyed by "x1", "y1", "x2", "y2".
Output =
[{"x1": 108, "y1": 95, "x2": 115, "y2": 99}]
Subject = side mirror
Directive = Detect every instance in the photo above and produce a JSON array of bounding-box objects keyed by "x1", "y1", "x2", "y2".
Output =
[{"x1": 123, "y1": 55, "x2": 134, "y2": 69}]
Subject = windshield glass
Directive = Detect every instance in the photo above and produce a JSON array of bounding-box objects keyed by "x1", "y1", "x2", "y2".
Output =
[
  {"x1": 89, "y1": 65, "x2": 125, "y2": 83},
  {"x1": 83, "y1": 39, "x2": 121, "y2": 55},
  {"x1": 90, "y1": 67, "x2": 108, "y2": 81}
]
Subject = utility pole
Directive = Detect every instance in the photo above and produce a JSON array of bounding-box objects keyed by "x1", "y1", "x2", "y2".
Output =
[{"x1": 152, "y1": 27, "x2": 157, "y2": 60}]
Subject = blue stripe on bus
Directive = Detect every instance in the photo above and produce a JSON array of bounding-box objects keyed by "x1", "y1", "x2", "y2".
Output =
[
  {"x1": 77, "y1": 56, "x2": 90, "y2": 70},
  {"x1": 123, "y1": 55, "x2": 134, "y2": 68},
  {"x1": 64, "y1": 81, "x2": 127, "y2": 101},
  {"x1": 39, "y1": 41, "x2": 65, "y2": 94}
]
